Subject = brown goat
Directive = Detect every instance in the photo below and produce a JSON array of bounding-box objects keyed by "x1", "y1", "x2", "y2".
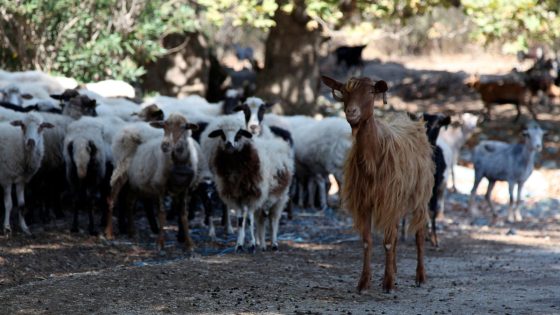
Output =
[
  {"x1": 465, "y1": 74, "x2": 534, "y2": 121},
  {"x1": 321, "y1": 75, "x2": 434, "y2": 293}
]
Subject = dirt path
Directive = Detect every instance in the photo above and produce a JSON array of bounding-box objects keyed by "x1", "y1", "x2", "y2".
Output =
[{"x1": 1, "y1": 203, "x2": 560, "y2": 315}]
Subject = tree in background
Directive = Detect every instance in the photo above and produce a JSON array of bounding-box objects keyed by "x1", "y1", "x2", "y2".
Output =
[{"x1": 0, "y1": 0, "x2": 197, "y2": 83}]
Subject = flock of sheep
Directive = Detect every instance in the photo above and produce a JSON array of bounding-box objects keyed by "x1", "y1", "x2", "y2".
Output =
[{"x1": 0, "y1": 65, "x2": 545, "y2": 292}]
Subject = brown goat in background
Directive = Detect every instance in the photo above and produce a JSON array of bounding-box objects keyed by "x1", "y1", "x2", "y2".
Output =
[{"x1": 322, "y1": 75, "x2": 434, "y2": 293}]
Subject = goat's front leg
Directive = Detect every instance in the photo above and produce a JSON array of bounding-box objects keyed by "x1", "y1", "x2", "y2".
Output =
[
  {"x1": 357, "y1": 210, "x2": 372, "y2": 293},
  {"x1": 3, "y1": 184, "x2": 13, "y2": 235},
  {"x1": 382, "y1": 225, "x2": 397, "y2": 293},
  {"x1": 506, "y1": 181, "x2": 515, "y2": 223},
  {"x1": 485, "y1": 180, "x2": 497, "y2": 224},
  {"x1": 255, "y1": 210, "x2": 266, "y2": 251},
  {"x1": 514, "y1": 182, "x2": 525, "y2": 222},
  {"x1": 15, "y1": 183, "x2": 31, "y2": 236}
]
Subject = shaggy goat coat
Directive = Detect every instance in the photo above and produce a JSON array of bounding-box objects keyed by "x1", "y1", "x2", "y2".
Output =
[{"x1": 343, "y1": 110, "x2": 433, "y2": 239}]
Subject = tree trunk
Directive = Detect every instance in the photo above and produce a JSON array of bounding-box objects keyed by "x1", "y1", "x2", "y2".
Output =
[{"x1": 255, "y1": 1, "x2": 323, "y2": 115}]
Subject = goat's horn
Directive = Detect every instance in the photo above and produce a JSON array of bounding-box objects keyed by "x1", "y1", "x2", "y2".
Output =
[{"x1": 382, "y1": 92, "x2": 387, "y2": 104}]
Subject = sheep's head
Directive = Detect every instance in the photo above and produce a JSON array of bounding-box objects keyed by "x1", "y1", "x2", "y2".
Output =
[
  {"x1": 10, "y1": 113, "x2": 54, "y2": 150},
  {"x1": 233, "y1": 96, "x2": 273, "y2": 135},
  {"x1": 321, "y1": 75, "x2": 387, "y2": 127},
  {"x1": 208, "y1": 123, "x2": 253, "y2": 154},
  {"x1": 523, "y1": 123, "x2": 544, "y2": 152},
  {"x1": 61, "y1": 95, "x2": 97, "y2": 119},
  {"x1": 150, "y1": 113, "x2": 198, "y2": 159},
  {"x1": 67, "y1": 139, "x2": 98, "y2": 179},
  {"x1": 133, "y1": 104, "x2": 164, "y2": 122}
]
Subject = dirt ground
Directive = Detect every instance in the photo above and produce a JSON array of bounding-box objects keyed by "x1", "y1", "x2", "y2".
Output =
[{"x1": 1, "y1": 54, "x2": 560, "y2": 314}]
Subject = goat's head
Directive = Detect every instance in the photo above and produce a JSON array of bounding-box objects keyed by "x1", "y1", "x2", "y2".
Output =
[
  {"x1": 10, "y1": 113, "x2": 54, "y2": 150},
  {"x1": 208, "y1": 120, "x2": 253, "y2": 154},
  {"x1": 523, "y1": 123, "x2": 544, "y2": 152},
  {"x1": 132, "y1": 104, "x2": 164, "y2": 122},
  {"x1": 464, "y1": 74, "x2": 480, "y2": 89},
  {"x1": 150, "y1": 113, "x2": 198, "y2": 159},
  {"x1": 321, "y1": 75, "x2": 388, "y2": 127},
  {"x1": 233, "y1": 96, "x2": 273, "y2": 135},
  {"x1": 460, "y1": 113, "x2": 479, "y2": 133},
  {"x1": 421, "y1": 113, "x2": 451, "y2": 144}
]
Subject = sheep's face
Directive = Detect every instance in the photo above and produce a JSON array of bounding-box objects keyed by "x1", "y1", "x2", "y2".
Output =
[
  {"x1": 321, "y1": 76, "x2": 387, "y2": 127},
  {"x1": 222, "y1": 88, "x2": 243, "y2": 115},
  {"x1": 208, "y1": 127, "x2": 253, "y2": 153},
  {"x1": 523, "y1": 126, "x2": 544, "y2": 152},
  {"x1": 150, "y1": 116, "x2": 198, "y2": 158},
  {"x1": 133, "y1": 104, "x2": 163, "y2": 122},
  {"x1": 10, "y1": 114, "x2": 54, "y2": 150},
  {"x1": 62, "y1": 95, "x2": 97, "y2": 119},
  {"x1": 67, "y1": 139, "x2": 98, "y2": 179},
  {"x1": 234, "y1": 97, "x2": 273, "y2": 135}
]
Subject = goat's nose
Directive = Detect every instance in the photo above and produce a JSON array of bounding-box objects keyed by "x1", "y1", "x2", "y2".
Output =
[{"x1": 26, "y1": 139, "x2": 35, "y2": 148}]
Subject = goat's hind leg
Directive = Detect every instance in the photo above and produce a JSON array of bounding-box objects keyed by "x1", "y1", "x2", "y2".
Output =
[
  {"x1": 415, "y1": 224, "x2": 427, "y2": 286},
  {"x1": 2, "y1": 184, "x2": 13, "y2": 235},
  {"x1": 485, "y1": 180, "x2": 497, "y2": 224},
  {"x1": 506, "y1": 181, "x2": 516, "y2": 223},
  {"x1": 514, "y1": 182, "x2": 525, "y2": 222}
]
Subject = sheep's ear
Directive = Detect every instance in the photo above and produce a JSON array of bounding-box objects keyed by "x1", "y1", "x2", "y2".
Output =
[
  {"x1": 21, "y1": 93, "x2": 33, "y2": 100},
  {"x1": 373, "y1": 80, "x2": 388, "y2": 93},
  {"x1": 321, "y1": 75, "x2": 343, "y2": 91},
  {"x1": 522, "y1": 130, "x2": 529, "y2": 137},
  {"x1": 10, "y1": 120, "x2": 24, "y2": 127},
  {"x1": 86, "y1": 99, "x2": 97, "y2": 107},
  {"x1": 150, "y1": 121, "x2": 165, "y2": 129},
  {"x1": 208, "y1": 129, "x2": 225, "y2": 138},
  {"x1": 39, "y1": 122, "x2": 54, "y2": 130},
  {"x1": 50, "y1": 94, "x2": 63, "y2": 100},
  {"x1": 88, "y1": 140, "x2": 97, "y2": 155},
  {"x1": 264, "y1": 102, "x2": 274, "y2": 109},
  {"x1": 184, "y1": 123, "x2": 199, "y2": 131},
  {"x1": 238, "y1": 129, "x2": 253, "y2": 139}
]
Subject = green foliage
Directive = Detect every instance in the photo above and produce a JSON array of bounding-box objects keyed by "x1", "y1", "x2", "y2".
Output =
[
  {"x1": 0, "y1": 0, "x2": 198, "y2": 83},
  {"x1": 462, "y1": 0, "x2": 560, "y2": 52}
]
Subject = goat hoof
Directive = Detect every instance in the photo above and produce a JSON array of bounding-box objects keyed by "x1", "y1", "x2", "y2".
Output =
[
  {"x1": 235, "y1": 245, "x2": 244, "y2": 253},
  {"x1": 357, "y1": 275, "x2": 371, "y2": 293},
  {"x1": 2, "y1": 227, "x2": 12, "y2": 237},
  {"x1": 416, "y1": 273, "x2": 426, "y2": 287},
  {"x1": 271, "y1": 244, "x2": 279, "y2": 251}
]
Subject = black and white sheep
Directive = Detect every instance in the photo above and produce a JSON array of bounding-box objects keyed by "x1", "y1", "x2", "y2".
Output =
[{"x1": 202, "y1": 116, "x2": 294, "y2": 251}]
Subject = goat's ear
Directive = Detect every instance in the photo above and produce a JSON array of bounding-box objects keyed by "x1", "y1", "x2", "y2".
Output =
[
  {"x1": 150, "y1": 121, "x2": 165, "y2": 129},
  {"x1": 441, "y1": 116, "x2": 451, "y2": 126},
  {"x1": 321, "y1": 75, "x2": 343, "y2": 91},
  {"x1": 39, "y1": 122, "x2": 54, "y2": 130},
  {"x1": 238, "y1": 129, "x2": 253, "y2": 139},
  {"x1": 373, "y1": 80, "x2": 388, "y2": 93},
  {"x1": 10, "y1": 120, "x2": 24, "y2": 127},
  {"x1": 184, "y1": 123, "x2": 199, "y2": 131},
  {"x1": 208, "y1": 129, "x2": 224, "y2": 138}
]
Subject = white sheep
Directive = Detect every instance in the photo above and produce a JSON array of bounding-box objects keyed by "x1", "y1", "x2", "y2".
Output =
[
  {"x1": 105, "y1": 113, "x2": 202, "y2": 251},
  {"x1": 202, "y1": 115, "x2": 294, "y2": 251},
  {"x1": 0, "y1": 113, "x2": 53, "y2": 235},
  {"x1": 84, "y1": 79, "x2": 136, "y2": 99}
]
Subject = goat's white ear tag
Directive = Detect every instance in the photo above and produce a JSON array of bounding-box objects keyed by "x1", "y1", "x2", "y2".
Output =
[{"x1": 332, "y1": 89, "x2": 343, "y2": 101}]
